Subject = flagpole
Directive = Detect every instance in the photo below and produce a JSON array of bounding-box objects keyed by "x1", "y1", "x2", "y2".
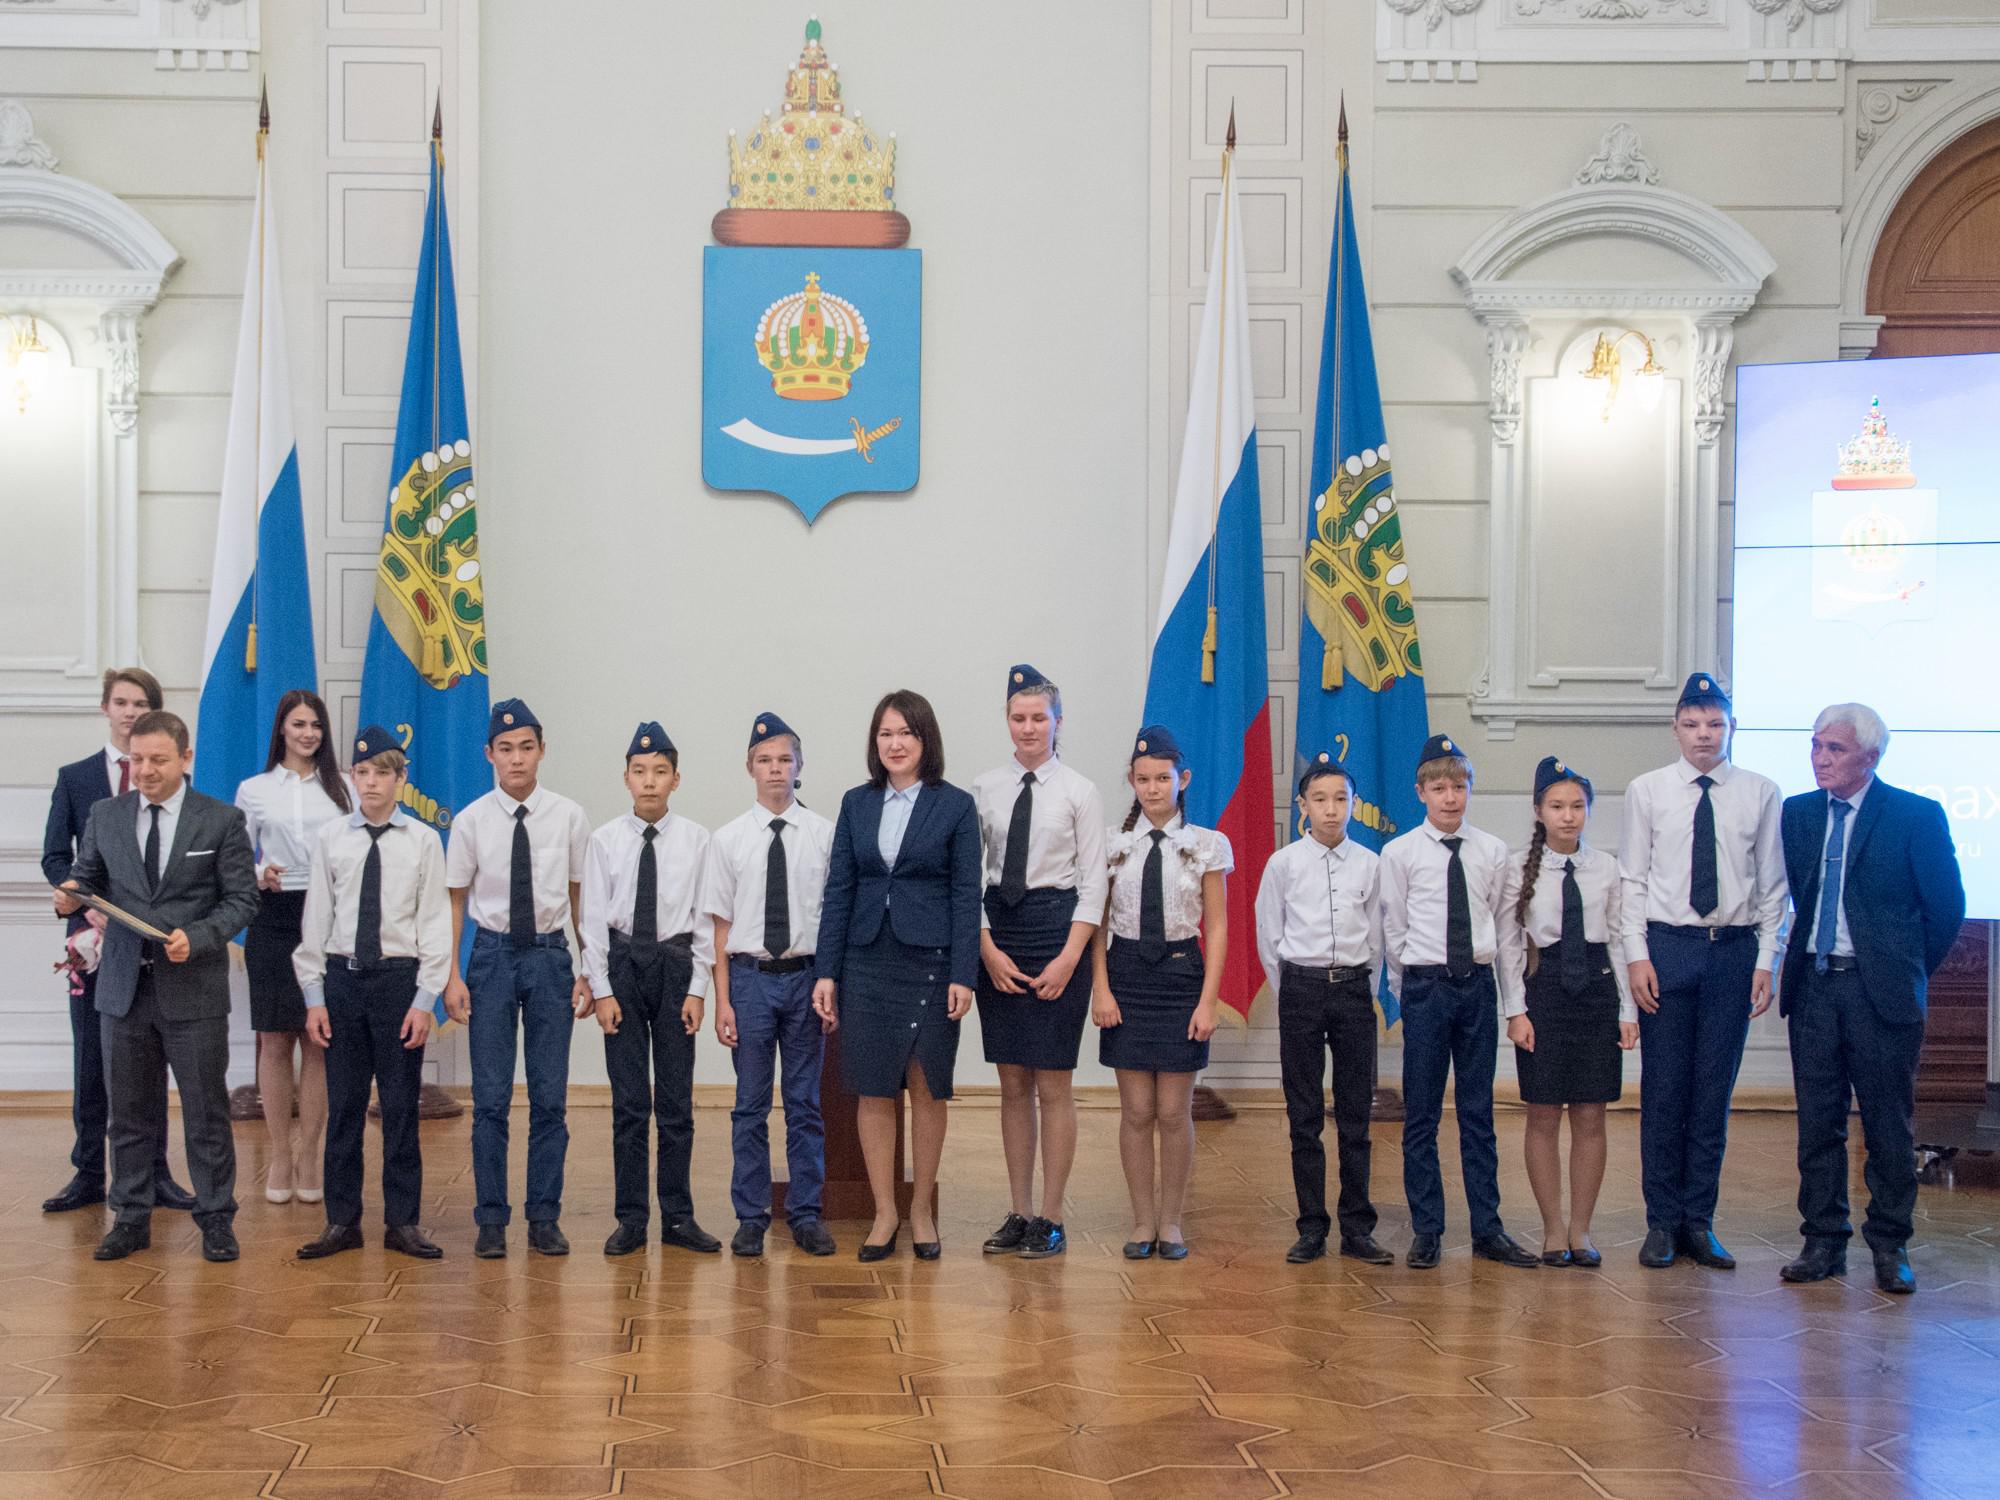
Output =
[
  {"x1": 431, "y1": 91, "x2": 443, "y2": 477},
  {"x1": 1321, "y1": 96, "x2": 1348, "y2": 693},
  {"x1": 1201, "y1": 104, "x2": 1237, "y2": 687},
  {"x1": 245, "y1": 80, "x2": 269, "y2": 672}
]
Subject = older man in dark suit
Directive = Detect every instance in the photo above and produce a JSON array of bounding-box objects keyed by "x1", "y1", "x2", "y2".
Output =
[
  {"x1": 1777, "y1": 702, "x2": 1964, "y2": 1295},
  {"x1": 55, "y1": 709, "x2": 260, "y2": 1263}
]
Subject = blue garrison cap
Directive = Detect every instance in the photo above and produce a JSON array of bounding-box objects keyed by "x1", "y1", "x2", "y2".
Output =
[
  {"x1": 352, "y1": 725, "x2": 398, "y2": 764},
  {"x1": 748, "y1": 712, "x2": 798, "y2": 752},
  {"x1": 487, "y1": 697, "x2": 541, "y2": 743},
  {"x1": 1298, "y1": 750, "x2": 1355, "y2": 796},
  {"x1": 1006, "y1": 663, "x2": 1052, "y2": 701},
  {"x1": 1131, "y1": 724, "x2": 1182, "y2": 763},
  {"x1": 1533, "y1": 754, "x2": 1594, "y2": 803},
  {"x1": 627, "y1": 721, "x2": 674, "y2": 760},
  {"x1": 1677, "y1": 672, "x2": 1731, "y2": 713},
  {"x1": 1415, "y1": 732, "x2": 1468, "y2": 775}
]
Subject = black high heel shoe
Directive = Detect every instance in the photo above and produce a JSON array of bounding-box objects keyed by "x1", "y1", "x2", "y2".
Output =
[
  {"x1": 912, "y1": 1237, "x2": 941, "y2": 1261},
  {"x1": 857, "y1": 1229, "x2": 900, "y2": 1263}
]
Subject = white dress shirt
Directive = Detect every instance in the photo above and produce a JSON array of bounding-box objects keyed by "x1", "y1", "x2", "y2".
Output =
[
  {"x1": 292, "y1": 809, "x2": 451, "y2": 1012},
  {"x1": 1103, "y1": 816, "x2": 1233, "y2": 943},
  {"x1": 1254, "y1": 831, "x2": 1384, "y2": 998},
  {"x1": 1379, "y1": 818, "x2": 1512, "y2": 1003},
  {"x1": 1806, "y1": 776, "x2": 1871, "y2": 960},
  {"x1": 879, "y1": 783, "x2": 920, "y2": 868},
  {"x1": 445, "y1": 783, "x2": 591, "y2": 935},
  {"x1": 1497, "y1": 841, "x2": 1636, "y2": 1023},
  {"x1": 135, "y1": 781, "x2": 188, "y2": 867},
  {"x1": 704, "y1": 799, "x2": 835, "y2": 959},
  {"x1": 972, "y1": 756, "x2": 1109, "y2": 929},
  {"x1": 582, "y1": 812, "x2": 716, "y2": 1000},
  {"x1": 235, "y1": 767, "x2": 354, "y2": 890},
  {"x1": 1617, "y1": 757, "x2": 1787, "y2": 967},
  {"x1": 101, "y1": 744, "x2": 128, "y2": 798}
]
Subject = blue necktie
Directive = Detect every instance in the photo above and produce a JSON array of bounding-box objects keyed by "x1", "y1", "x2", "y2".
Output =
[{"x1": 1813, "y1": 798, "x2": 1852, "y2": 973}]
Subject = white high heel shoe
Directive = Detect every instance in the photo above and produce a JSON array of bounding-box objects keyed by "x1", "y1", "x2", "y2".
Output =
[
  {"x1": 295, "y1": 1187, "x2": 323, "y2": 1204},
  {"x1": 265, "y1": 1184, "x2": 294, "y2": 1204}
]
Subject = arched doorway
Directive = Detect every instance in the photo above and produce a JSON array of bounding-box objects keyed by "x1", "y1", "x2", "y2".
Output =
[{"x1": 1865, "y1": 120, "x2": 1998, "y2": 1105}]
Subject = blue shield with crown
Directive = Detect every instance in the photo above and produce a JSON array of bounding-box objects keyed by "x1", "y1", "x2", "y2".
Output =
[{"x1": 701, "y1": 18, "x2": 921, "y2": 524}]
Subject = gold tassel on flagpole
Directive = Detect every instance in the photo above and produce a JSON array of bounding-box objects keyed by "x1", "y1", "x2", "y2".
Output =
[
  {"x1": 1201, "y1": 606, "x2": 1218, "y2": 684},
  {"x1": 1321, "y1": 636, "x2": 1341, "y2": 691},
  {"x1": 244, "y1": 623, "x2": 257, "y2": 671}
]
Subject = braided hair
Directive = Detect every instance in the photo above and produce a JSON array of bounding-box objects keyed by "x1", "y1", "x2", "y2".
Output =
[
  {"x1": 1516, "y1": 822, "x2": 1549, "y2": 927},
  {"x1": 1519, "y1": 760, "x2": 1595, "y2": 973}
]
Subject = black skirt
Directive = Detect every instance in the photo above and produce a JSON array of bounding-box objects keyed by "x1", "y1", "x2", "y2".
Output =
[
  {"x1": 977, "y1": 886, "x2": 1092, "y2": 1069},
  {"x1": 245, "y1": 888, "x2": 308, "y2": 1032},
  {"x1": 1099, "y1": 935, "x2": 1208, "y2": 1074},
  {"x1": 1514, "y1": 942, "x2": 1624, "y2": 1105},
  {"x1": 837, "y1": 928, "x2": 959, "y2": 1101}
]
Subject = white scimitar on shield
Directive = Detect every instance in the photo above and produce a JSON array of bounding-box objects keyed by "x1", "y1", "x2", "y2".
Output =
[{"x1": 721, "y1": 415, "x2": 902, "y2": 462}]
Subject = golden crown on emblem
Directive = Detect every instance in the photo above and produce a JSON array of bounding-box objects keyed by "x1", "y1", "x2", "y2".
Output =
[
  {"x1": 756, "y1": 272, "x2": 869, "y2": 400},
  {"x1": 726, "y1": 16, "x2": 896, "y2": 216}
]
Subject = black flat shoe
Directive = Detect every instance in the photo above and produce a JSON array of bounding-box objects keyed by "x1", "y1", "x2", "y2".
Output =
[
  {"x1": 1676, "y1": 1228, "x2": 1736, "y2": 1270},
  {"x1": 383, "y1": 1224, "x2": 443, "y2": 1260},
  {"x1": 1406, "y1": 1233, "x2": 1442, "y2": 1269},
  {"x1": 731, "y1": 1222, "x2": 766, "y2": 1258},
  {"x1": 604, "y1": 1223, "x2": 649, "y2": 1257},
  {"x1": 912, "y1": 1238, "x2": 941, "y2": 1261},
  {"x1": 42, "y1": 1175, "x2": 106, "y2": 1214},
  {"x1": 1541, "y1": 1248, "x2": 1573, "y2": 1267},
  {"x1": 857, "y1": 1230, "x2": 899, "y2": 1263},
  {"x1": 527, "y1": 1220, "x2": 570, "y2": 1257},
  {"x1": 1779, "y1": 1240, "x2": 1847, "y2": 1284},
  {"x1": 1638, "y1": 1228, "x2": 1676, "y2": 1268},
  {"x1": 1568, "y1": 1245, "x2": 1602, "y2": 1269},
  {"x1": 1286, "y1": 1232, "x2": 1327, "y2": 1264},
  {"x1": 153, "y1": 1178, "x2": 197, "y2": 1212},
  {"x1": 983, "y1": 1213, "x2": 1030, "y2": 1254},
  {"x1": 1018, "y1": 1218, "x2": 1066, "y2": 1259},
  {"x1": 200, "y1": 1222, "x2": 240, "y2": 1263},
  {"x1": 1124, "y1": 1240, "x2": 1156, "y2": 1260},
  {"x1": 94, "y1": 1221, "x2": 150, "y2": 1261},
  {"x1": 474, "y1": 1225, "x2": 507, "y2": 1259},
  {"x1": 791, "y1": 1219, "x2": 837, "y2": 1257},
  {"x1": 1155, "y1": 1239, "x2": 1189, "y2": 1261},
  {"x1": 1472, "y1": 1232, "x2": 1539, "y2": 1269},
  {"x1": 1872, "y1": 1246, "x2": 1916, "y2": 1295},
  {"x1": 1339, "y1": 1234, "x2": 1394, "y2": 1265},
  {"x1": 661, "y1": 1218, "x2": 721, "y2": 1254},
  {"x1": 297, "y1": 1224, "x2": 364, "y2": 1260}
]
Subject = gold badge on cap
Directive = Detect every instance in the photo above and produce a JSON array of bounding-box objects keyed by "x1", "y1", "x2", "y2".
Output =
[
  {"x1": 756, "y1": 721, "x2": 767, "y2": 734},
  {"x1": 503, "y1": 712, "x2": 515, "y2": 725},
  {"x1": 1555, "y1": 761, "x2": 1566, "y2": 773},
  {"x1": 1698, "y1": 678, "x2": 1711, "y2": 691},
  {"x1": 1441, "y1": 738, "x2": 1454, "y2": 752},
  {"x1": 1013, "y1": 671, "x2": 1024, "y2": 683},
  {"x1": 640, "y1": 735, "x2": 652, "y2": 748},
  {"x1": 1137, "y1": 738, "x2": 1149, "y2": 752},
  {"x1": 1318, "y1": 751, "x2": 1330, "y2": 763},
  {"x1": 357, "y1": 740, "x2": 368, "y2": 754}
]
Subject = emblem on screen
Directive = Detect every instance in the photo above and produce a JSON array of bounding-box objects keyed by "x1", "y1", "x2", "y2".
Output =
[{"x1": 1813, "y1": 397, "x2": 1933, "y2": 634}]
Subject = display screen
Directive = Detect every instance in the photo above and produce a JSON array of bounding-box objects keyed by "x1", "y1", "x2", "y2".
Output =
[{"x1": 1732, "y1": 352, "x2": 1999, "y2": 918}]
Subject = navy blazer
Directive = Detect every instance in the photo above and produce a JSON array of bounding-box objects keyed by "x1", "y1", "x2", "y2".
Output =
[
  {"x1": 815, "y1": 780, "x2": 982, "y2": 990},
  {"x1": 43, "y1": 751, "x2": 119, "y2": 933},
  {"x1": 1779, "y1": 778, "x2": 1965, "y2": 1025}
]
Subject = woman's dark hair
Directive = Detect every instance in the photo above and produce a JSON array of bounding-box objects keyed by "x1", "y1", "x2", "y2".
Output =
[
  {"x1": 265, "y1": 689, "x2": 352, "y2": 814},
  {"x1": 1122, "y1": 751, "x2": 1189, "y2": 832},
  {"x1": 865, "y1": 689, "x2": 946, "y2": 788}
]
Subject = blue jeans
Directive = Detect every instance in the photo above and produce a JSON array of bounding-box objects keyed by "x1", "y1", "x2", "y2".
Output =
[
  {"x1": 728, "y1": 960, "x2": 826, "y2": 1228},
  {"x1": 1399, "y1": 966, "x2": 1502, "y2": 1240},
  {"x1": 467, "y1": 929, "x2": 576, "y2": 1227},
  {"x1": 1637, "y1": 923, "x2": 1755, "y2": 1234}
]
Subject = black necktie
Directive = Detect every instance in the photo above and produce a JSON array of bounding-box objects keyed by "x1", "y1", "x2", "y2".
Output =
[
  {"x1": 1138, "y1": 829, "x2": 1167, "y2": 962},
  {"x1": 1559, "y1": 857, "x2": 1589, "y2": 995},
  {"x1": 764, "y1": 817, "x2": 791, "y2": 957},
  {"x1": 1690, "y1": 774, "x2": 1719, "y2": 917},
  {"x1": 356, "y1": 824, "x2": 389, "y2": 964},
  {"x1": 1442, "y1": 835, "x2": 1473, "y2": 978},
  {"x1": 510, "y1": 804, "x2": 535, "y2": 938},
  {"x1": 144, "y1": 803, "x2": 162, "y2": 895},
  {"x1": 633, "y1": 823, "x2": 658, "y2": 949},
  {"x1": 999, "y1": 770, "x2": 1034, "y2": 907}
]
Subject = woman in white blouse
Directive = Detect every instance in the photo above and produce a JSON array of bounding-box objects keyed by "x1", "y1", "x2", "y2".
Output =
[
  {"x1": 1088, "y1": 725, "x2": 1230, "y2": 1261},
  {"x1": 1497, "y1": 756, "x2": 1640, "y2": 1269},
  {"x1": 234, "y1": 690, "x2": 353, "y2": 1204}
]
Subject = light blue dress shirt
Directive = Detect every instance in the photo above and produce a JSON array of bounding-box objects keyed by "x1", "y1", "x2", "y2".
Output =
[{"x1": 879, "y1": 783, "x2": 921, "y2": 869}]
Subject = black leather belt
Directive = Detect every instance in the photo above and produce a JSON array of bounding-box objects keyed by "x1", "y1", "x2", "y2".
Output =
[
  {"x1": 1649, "y1": 921, "x2": 1753, "y2": 944},
  {"x1": 1817, "y1": 954, "x2": 1859, "y2": 972},
  {"x1": 476, "y1": 927, "x2": 568, "y2": 949},
  {"x1": 341, "y1": 956, "x2": 419, "y2": 972},
  {"x1": 733, "y1": 953, "x2": 812, "y2": 974},
  {"x1": 1283, "y1": 960, "x2": 1371, "y2": 986},
  {"x1": 1404, "y1": 962, "x2": 1491, "y2": 981}
]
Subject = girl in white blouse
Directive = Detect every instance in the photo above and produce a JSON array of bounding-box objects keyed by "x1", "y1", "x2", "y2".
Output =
[
  {"x1": 234, "y1": 690, "x2": 353, "y2": 1204},
  {"x1": 1497, "y1": 755, "x2": 1639, "y2": 1268},
  {"x1": 1089, "y1": 724, "x2": 1231, "y2": 1261}
]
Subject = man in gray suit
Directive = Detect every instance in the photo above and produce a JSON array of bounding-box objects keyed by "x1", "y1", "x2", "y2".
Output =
[{"x1": 55, "y1": 709, "x2": 259, "y2": 1262}]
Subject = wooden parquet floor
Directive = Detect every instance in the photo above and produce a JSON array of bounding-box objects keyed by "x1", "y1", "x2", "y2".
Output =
[{"x1": 0, "y1": 1100, "x2": 1994, "y2": 1499}]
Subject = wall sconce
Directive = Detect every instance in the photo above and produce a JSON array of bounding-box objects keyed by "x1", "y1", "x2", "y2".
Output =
[
  {"x1": 5, "y1": 314, "x2": 52, "y2": 416},
  {"x1": 1582, "y1": 327, "x2": 1663, "y2": 423}
]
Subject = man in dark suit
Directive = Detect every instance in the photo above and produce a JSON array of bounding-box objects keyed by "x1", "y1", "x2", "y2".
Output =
[
  {"x1": 40, "y1": 667, "x2": 192, "y2": 1214},
  {"x1": 55, "y1": 709, "x2": 260, "y2": 1263},
  {"x1": 1777, "y1": 702, "x2": 1964, "y2": 1295}
]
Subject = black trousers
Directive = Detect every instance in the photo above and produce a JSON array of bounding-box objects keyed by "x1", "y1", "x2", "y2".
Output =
[
  {"x1": 605, "y1": 932, "x2": 697, "y2": 1229},
  {"x1": 1278, "y1": 969, "x2": 1377, "y2": 1239},
  {"x1": 323, "y1": 961, "x2": 427, "y2": 1229},
  {"x1": 1789, "y1": 965, "x2": 1924, "y2": 1254},
  {"x1": 69, "y1": 967, "x2": 169, "y2": 1183},
  {"x1": 102, "y1": 971, "x2": 235, "y2": 1229}
]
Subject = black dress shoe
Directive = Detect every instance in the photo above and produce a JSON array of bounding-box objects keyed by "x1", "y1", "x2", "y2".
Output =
[
  {"x1": 528, "y1": 1220, "x2": 570, "y2": 1256},
  {"x1": 474, "y1": 1225, "x2": 507, "y2": 1259},
  {"x1": 661, "y1": 1218, "x2": 721, "y2": 1254},
  {"x1": 1542, "y1": 1248, "x2": 1574, "y2": 1267},
  {"x1": 1638, "y1": 1228, "x2": 1677, "y2": 1268},
  {"x1": 983, "y1": 1212, "x2": 1031, "y2": 1254},
  {"x1": 731, "y1": 1222, "x2": 766, "y2": 1258},
  {"x1": 200, "y1": 1222, "x2": 240, "y2": 1262},
  {"x1": 1568, "y1": 1245, "x2": 1602, "y2": 1269},
  {"x1": 383, "y1": 1224, "x2": 443, "y2": 1260},
  {"x1": 791, "y1": 1219, "x2": 836, "y2": 1257},
  {"x1": 1125, "y1": 1239, "x2": 1157, "y2": 1261},
  {"x1": 94, "y1": 1221, "x2": 151, "y2": 1261},
  {"x1": 297, "y1": 1224, "x2": 364, "y2": 1260},
  {"x1": 153, "y1": 1178, "x2": 197, "y2": 1212},
  {"x1": 857, "y1": 1229, "x2": 898, "y2": 1263},
  {"x1": 1872, "y1": 1246, "x2": 1916, "y2": 1295},
  {"x1": 1155, "y1": 1239, "x2": 1189, "y2": 1261},
  {"x1": 1018, "y1": 1218, "x2": 1066, "y2": 1259},
  {"x1": 1340, "y1": 1234, "x2": 1394, "y2": 1265},
  {"x1": 1472, "y1": 1232, "x2": 1540, "y2": 1269},
  {"x1": 1676, "y1": 1228, "x2": 1736, "y2": 1270},
  {"x1": 1779, "y1": 1239, "x2": 1848, "y2": 1284},
  {"x1": 1407, "y1": 1232, "x2": 1442, "y2": 1269},
  {"x1": 912, "y1": 1237, "x2": 942, "y2": 1261},
  {"x1": 604, "y1": 1223, "x2": 649, "y2": 1257},
  {"x1": 42, "y1": 1175, "x2": 106, "y2": 1214},
  {"x1": 1286, "y1": 1233, "x2": 1328, "y2": 1264}
]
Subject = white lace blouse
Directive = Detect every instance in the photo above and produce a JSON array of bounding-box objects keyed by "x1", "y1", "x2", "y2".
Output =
[{"x1": 1103, "y1": 817, "x2": 1233, "y2": 942}]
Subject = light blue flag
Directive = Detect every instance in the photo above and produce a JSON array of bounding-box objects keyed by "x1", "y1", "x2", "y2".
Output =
[{"x1": 1294, "y1": 113, "x2": 1431, "y2": 1027}]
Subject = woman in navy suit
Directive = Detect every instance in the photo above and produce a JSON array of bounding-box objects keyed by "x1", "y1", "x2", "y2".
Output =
[{"x1": 813, "y1": 690, "x2": 981, "y2": 1262}]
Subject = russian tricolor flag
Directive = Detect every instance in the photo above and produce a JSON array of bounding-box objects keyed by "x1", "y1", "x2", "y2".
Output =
[
  {"x1": 194, "y1": 106, "x2": 315, "y2": 803},
  {"x1": 1141, "y1": 148, "x2": 1274, "y2": 1020}
]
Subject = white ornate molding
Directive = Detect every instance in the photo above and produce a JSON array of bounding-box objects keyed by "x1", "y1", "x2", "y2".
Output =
[
  {"x1": 1856, "y1": 79, "x2": 1942, "y2": 166},
  {"x1": 0, "y1": 0, "x2": 258, "y2": 70},
  {"x1": 0, "y1": 98, "x2": 56, "y2": 170},
  {"x1": 1575, "y1": 123, "x2": 1661, "y2": 186},
  {"x1": 1746, "y1": 0, "x2": 1840, "y2": 34}
]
